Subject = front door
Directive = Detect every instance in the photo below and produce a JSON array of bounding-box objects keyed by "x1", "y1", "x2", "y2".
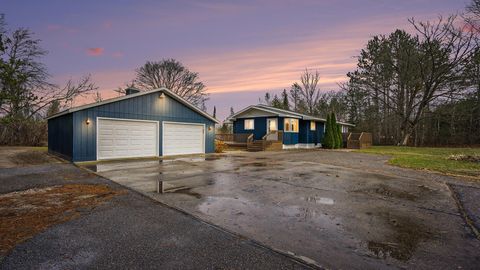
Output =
[{"x1": 267, "y1": 118, "x2": 278, "y2": 133}]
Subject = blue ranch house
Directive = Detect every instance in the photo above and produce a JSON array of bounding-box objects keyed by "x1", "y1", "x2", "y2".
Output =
[{"x1": 226, "y1": 104, "x2": 354, "y2": 150}]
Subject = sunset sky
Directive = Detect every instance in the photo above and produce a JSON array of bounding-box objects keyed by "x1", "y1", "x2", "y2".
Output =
[{"x1": 3, "y1": 0, "x2": 467, "y2": 120}]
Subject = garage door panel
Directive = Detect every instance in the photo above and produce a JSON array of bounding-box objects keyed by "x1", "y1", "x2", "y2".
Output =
[
  {"x1": 97, "y1": 118, "x2": 158, "y2": 160},
  {"x1": 163, "y1": 123, "x2": 204, "y2": 156}
]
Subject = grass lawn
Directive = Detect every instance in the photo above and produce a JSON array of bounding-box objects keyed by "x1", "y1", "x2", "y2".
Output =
[{"x1": 357, "y1": 146, "x2": 480, "y2": 179}]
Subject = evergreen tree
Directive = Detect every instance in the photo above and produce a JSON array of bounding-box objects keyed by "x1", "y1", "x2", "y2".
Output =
[
  {"x1": 264, "y1": 93, "x2": 271, "y2": 105},
  {"x1": 213, "y1": 106, "x2": 216, "y2": 118},
  {"x1": 46, "y1": 100, "x2": 60, "y2": 117},
  {"x1": 323, "y1": 113, "x2": 335, "y2": 149},
  {"x1": 271, "y1": 94, "x2": 282, "y2": 109},
  {"x1": 331, "y1": 113, "x2": 340, "y2": 148},
  {"x1": 336, "y1": 124, "x2": 343, "y2": 148},
  {"x1": 230, "y1": 107, "x2": 234, "y2": 116},
  {"x1": 281, "y1": 89, "x2": 290, "y2": 110}
]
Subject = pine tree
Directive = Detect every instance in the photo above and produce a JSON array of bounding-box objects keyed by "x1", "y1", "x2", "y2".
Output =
[
  {"x1": 271, "y1": 94, "x2": 282, "y2": 109},
  {"x1": 331, "y1": 113, "x2": 340, "y2": 148},
  {"x1": 213, "y1": 106, "x2": 216, "y2": 118},
  {"x1": 337, "y1": 124, "x2": 343, "y2": 148},
  {"x1": 281, "y1": 89, "x2": 290, "y2": 110},
  {"x1": 264, "y1": 93, "x2": 271, "y2": 105},
  {"x1": 323, "y1": 113, "x2": 335, "y2": 149},
  {"x1": 230, "y1": 107, "x2": 234, "y2": 116}
]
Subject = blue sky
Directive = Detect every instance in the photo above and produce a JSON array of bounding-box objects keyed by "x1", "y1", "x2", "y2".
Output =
[{"x1": 2, "y1": 0, "x2": 468, "y2": 120}]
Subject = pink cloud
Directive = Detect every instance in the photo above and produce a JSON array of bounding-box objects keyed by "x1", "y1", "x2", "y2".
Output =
[{"x1": 86, "y1": 47, "x2": 104, "y2": 56}]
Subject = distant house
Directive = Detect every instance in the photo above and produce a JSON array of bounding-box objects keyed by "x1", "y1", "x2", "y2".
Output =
[
  {"x1": 47, "y1": 87, "x2": 218, "y2": 162},
  {"x1": 226, "y1": 104, "x2": 354, "y2": 149}
]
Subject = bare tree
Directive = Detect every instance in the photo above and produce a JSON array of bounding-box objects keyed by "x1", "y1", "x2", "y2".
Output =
[
  {"x1": 134, "y1": 59, "x2": 208, "y2": 107},
  {"x1": 348, "y1": 16, "x2": 477, "y2": 145},
  {"x1": 298, "y1": 69, "x2": 321, "y2": 115},
  {"x1": 114, "y1": 80, "x2": 136, "y2": 96},
  {"x1": 0, "y1": 16, "x2": 96, "y2": 118},
  {"x1": 466, "y1": 0, "x2": 480, "y2": 32},
  {"x1": 93, "y1": 91, "x2": 103, "y2": 103},
  {"x1": 402, "y1": 16, "x2": 477, "y2": 145}
]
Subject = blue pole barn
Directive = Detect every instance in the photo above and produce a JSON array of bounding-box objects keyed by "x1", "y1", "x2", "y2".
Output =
[{"x1": 47, "y1": 88, "x2": 218, "y2": 162}]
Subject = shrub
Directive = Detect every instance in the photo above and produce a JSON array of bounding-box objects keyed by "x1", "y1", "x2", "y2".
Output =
[
  {"x1": 330, "y1": 113, "x2": 340, "y2": 149},
  {"x1": 322, "y1": 113, "x2": 335, "y2": 149},
  {"x1": 336, "y1": 124, "x2": 343, "y2": 148},
  {"x1": 0, "y1": 117, "x2": 47, "y2": 146},
  {"x1": 215, "y1": 139, "x2": 226, "y2": 153}
]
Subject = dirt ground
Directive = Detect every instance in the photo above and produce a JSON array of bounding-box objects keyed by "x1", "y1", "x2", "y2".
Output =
[
  {"x1": 87, "y1": 150, "x2": 480, "y2": 269},
  {"x1": 0, "y1": 147, "x2": 60, "y2": 168},
  {"x1": 0, "y1": 184, "x2": 123, "y2": 256}
]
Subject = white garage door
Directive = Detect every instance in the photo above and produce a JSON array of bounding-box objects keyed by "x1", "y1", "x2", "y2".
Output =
[
  {"x1": 163, "y1": 122, "x2": 205, "y2": 156},
  {"x1": 97, "y1": 118, "x2": 158, "y2": 160}
]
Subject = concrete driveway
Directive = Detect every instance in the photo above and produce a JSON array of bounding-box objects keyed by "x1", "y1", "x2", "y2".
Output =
[
  {"x1": 1, "y1": 153, "x2": 310, "y2": 269},
  {"x1": 84, "y1": 150, "x2": 480, "y2": 269}
]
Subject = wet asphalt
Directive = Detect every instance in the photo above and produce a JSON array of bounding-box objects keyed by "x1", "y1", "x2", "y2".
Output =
[
  {"x1": 85, "y1": 150, "x2": 480, "y2": 269},
  {"x1": 0, "y1": 162, "x2": 311, "y2": 270}
]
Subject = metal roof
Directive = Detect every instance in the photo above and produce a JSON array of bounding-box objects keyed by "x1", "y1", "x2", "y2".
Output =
[{"x1": 46, "y1": 87, "x2": 219, "y2": 124}]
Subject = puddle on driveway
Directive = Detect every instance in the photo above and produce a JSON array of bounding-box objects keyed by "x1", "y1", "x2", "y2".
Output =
[
  {"x1": 303, "y1": 196, "x2": 334, "y2": 205},
  {"x1": 367, "y1": 212, "x2": 435, "y2": 261},
  {"x1": 354, "y1": 184, "x2": 419, "y2": 201}
]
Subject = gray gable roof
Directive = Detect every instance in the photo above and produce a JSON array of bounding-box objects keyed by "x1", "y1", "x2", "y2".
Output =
[
  {"x1": 46, "y1": 87, "x2": 219, "y2": 123},
  {"x1": 228, "y1": 104, "x2": 354, "y2": 126}
]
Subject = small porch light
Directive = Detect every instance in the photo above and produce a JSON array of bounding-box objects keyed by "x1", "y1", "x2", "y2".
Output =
[
  {"x1": 159, "y1": 92, "x2": 165, "y2": 99},
  {"x1": 86, "y1": 118, "x2": 91, "y2": 125},
  {"x1": 208, "y1": 126, "x2": 213, "y2": 131}
]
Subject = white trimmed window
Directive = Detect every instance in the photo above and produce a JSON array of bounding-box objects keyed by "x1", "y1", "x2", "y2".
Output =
[
  {"x1": 244, "y1": 119, "x2": 254, "y2": 130},
  {"x1": 310, "y1": 121, "x2": 316, "y2": 131},
  {"x1": 284, "y1": 118, "x2": 299, "y2": 132}
]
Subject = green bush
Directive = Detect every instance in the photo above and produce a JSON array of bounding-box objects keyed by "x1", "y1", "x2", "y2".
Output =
[
  {"x1": 336, "y1": 124, "x2": 343, "y2": 148},
  {"x1": 322, "y1": 113, "x2": 335, "y2": 149},
  {"x1": 323, "y1": 112, "x2": 344, "y2": 149}
]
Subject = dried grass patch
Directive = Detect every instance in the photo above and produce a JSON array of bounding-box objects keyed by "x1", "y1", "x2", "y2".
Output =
[{"x1": 0, "y1": 184, "x2": 124, "y2": 255}]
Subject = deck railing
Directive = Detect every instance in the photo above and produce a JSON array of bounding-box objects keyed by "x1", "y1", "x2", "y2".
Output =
[
  {"x1": 215, "y1": 133, "x2": 251, "y2": 143},
  {"x1": 262, "y1": 130, "x2": 283, "y2": 142}
]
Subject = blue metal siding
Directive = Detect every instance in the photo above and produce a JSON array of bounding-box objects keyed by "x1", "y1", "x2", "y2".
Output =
[
  {"x1": 299, "y1": 120, "x2": 310, "y2": 144},
  {"x1": 279, "y1": 117, "x2": 299, "y2": 145},
  {"x1": 67, "y1": 92, "x2": 214, "y2": 162},
  {"x1": 47, "y1": 113, "x2": 73, "y2": 160},
  {"x1": 233, "y1": 117, "x2": 268, "y2": 140},
  {"x1": 316, "y1": 121, "x2": 325, "y2": 144}
]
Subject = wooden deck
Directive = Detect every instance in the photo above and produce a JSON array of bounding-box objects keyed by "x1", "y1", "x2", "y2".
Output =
[{"x1": 216, "y1": 131, "x2": 283, "y2": 151}]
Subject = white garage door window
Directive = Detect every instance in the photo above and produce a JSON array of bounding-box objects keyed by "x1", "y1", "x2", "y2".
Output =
[
  {"x1": 163, "y1": 122, "x2": 205, "y2": 156},
  {"x1": 97, "y1": 118, "x2": 158, "y2": 160}
]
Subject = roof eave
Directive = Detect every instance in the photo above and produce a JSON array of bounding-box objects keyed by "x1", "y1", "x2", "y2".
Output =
[{"x1": 46, "y1": 88, "x2": 219, "y2": 124}]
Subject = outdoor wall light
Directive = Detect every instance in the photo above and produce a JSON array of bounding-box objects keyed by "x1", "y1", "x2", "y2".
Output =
[
  {"x1": 86, "y1": 118, "x2": 91, "y2": 125},
  {"x1": 208, "y1": 126, "x2": 213, "y2": 131},
  {"x1": 159, "y1": 93, "x2": 165, "y2": 99}
]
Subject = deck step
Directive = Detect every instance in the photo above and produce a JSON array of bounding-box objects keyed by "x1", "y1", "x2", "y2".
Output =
[{"x1": 247, "y1": 140, "x2": 283, "y2": 151}]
